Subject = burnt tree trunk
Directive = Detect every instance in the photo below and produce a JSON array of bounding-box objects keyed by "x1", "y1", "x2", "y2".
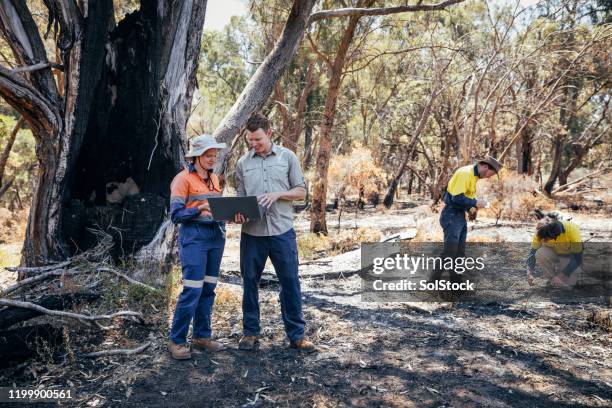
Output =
[{"x1": 0, "y1": 0, "x2": 207, "y2": 270}]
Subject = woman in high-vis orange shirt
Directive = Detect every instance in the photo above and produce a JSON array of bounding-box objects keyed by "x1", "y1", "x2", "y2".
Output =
[{"x1": 167, "y1": 134, "x2": 227, "y2": 360}]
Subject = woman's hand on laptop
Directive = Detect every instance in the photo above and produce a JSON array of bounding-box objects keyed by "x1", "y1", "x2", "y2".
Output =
[
  {"x1": 232, "y1": 213, "x2": 249, "y2": 224},
  {"x1": 197, "y1": 203, "x2": 211, "y2": 213}
]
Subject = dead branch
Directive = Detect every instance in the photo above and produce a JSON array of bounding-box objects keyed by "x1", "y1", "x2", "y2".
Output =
[
  {"x1": 81, "y1": 342, "x2": 151, "y2": 359},
  {"x1": 0, "y1": 298, "x2": 143, "y2": 325},
  {"x1": 308, "y1": 0, "x2": 466, "y2": 24},
  {"x1": 1, "y1": 268, "x2": 81, "y2": 296},
  {"x1": 552, "y1": 167, "x2": 608, "y2": 194},
  {"x1": 97, "y1": 267, "x2": 157, "y2": 292},
  {"x1": 10, "y1": 62, "x2": 64, "y2": 73},
  {"x1": 0, "y1": 291, "x2": 100, "y2": 329},
  {"x1": 6, "y1": 259, "x2": 72, "y2": 273}
]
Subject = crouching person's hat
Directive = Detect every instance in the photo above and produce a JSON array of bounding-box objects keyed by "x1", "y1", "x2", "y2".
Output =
[
  {"x1": 477, "y1": 156, "x2": 503, "y2": 174},
  {"x1": 185, "y1": 134, "x2": 226, "y2": 158}
]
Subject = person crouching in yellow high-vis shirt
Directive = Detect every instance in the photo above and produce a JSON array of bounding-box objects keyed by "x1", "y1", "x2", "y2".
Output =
[
  {"x1": 526, "y1": 214, "x2": 583, "y2": 288},
  {"x1": 429, "y1": 157, "x2": 502, "y2": 283}
]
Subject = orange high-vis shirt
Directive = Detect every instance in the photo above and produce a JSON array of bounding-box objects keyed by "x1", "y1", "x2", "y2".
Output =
[{"x1": 170, "y1": 166, "x2": 222, "y2": 223}]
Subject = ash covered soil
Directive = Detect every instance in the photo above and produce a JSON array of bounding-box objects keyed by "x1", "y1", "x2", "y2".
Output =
[{"x1": 1, "y1": 205, "x2": 611, "y2": 408}]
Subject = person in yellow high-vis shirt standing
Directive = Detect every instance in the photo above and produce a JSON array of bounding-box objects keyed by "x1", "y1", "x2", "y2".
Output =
[{"x1": 430, "y1": 157, "x2": 502, "y2": 283}]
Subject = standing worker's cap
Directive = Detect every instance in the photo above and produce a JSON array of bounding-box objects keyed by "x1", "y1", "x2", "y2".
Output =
[
  {"x1": 185, "y1": 134, "x2": 226, "y2": 158},
  {"x1": 477, "y1": 156, "x2": 503, "y2": 174}
]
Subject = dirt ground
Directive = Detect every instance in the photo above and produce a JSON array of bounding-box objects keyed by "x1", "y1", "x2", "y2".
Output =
[{"x1": 1, "y1": 204, "x2": 611, "y2": 407}]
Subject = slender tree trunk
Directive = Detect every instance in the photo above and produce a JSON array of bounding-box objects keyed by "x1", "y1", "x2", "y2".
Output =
[
  {"x1": 516, "y1": 129, "x2": 533, "y2": 175},
  {"x1": 0, "y1": 116, "x2": 24, "y2": 190},
  {"x1": 383, "y1": 147, "x2": 413, "y2": 208},
  {"x1": 544, "y1": 136, "x2": 563, "y2": 194},
  {"x1": 382, "y1": 76, "x2": 441, "y2": 208},
  {"x1": 303, "y1": 121, "x2": 314, "y2": 169},
  {"x1": 558, "y1": 145, "x2": 585, "y2": 186},
  {"x1": 283, "y1": 62, "x2": 316, "y2": 153},
  {"x1": 310, "y1": 10, "x2": 366, "y2": 234},
  {"x1": 407, "y1": 170, "x2": 414, "y2": 194}
]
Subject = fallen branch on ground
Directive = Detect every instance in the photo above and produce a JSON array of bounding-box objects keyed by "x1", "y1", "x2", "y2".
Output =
[
  {"x1": 0, "y1": 299, "x2": 143, "y2": 325},
  {"x1": 6, "y1": 260, "x2": 73, "y2": 274},
  {"x1": 552, "y1": 167, "x2": 609, "y2": 194},
  {"x1": 0, "y1": 292, "x2": 100, "y2": 329},
  {"x1": 97, "y1": 267, "x2": 157, "y2": 291},
  {"x1": 81, "y1": 342, "x2": 151, "y2": 358},
  {"x1": 1, "y1": 268, "x2": 82, "y2": 296}
]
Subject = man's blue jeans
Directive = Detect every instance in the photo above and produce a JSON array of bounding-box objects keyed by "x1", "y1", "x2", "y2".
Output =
[
  {"x1": 440, "y1": 206, "x2": 468, "y2": 257},
  {"x1": 240, "y1": 228, "x2": 305, "y2": 342},
  {"x1": 170, "y1": 223, "x2": 225, "y2": 345},
  {"x1": 430, "y1": 206, "x2": 467, "y2": 282}
]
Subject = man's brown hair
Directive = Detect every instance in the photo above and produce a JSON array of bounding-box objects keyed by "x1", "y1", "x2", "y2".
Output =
[{"x1": 246, "y1": 113, "x2": 271, "y2": 133}]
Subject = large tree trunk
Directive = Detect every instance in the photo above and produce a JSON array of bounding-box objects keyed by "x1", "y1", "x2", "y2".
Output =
[{"x1": 0, "y1": 0, "x2": 208, "y2": 269}]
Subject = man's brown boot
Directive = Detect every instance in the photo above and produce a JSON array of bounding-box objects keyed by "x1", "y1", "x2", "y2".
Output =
[
  {"x1": 192, "y1": 338, "x2": 226, "y2": 352},
  {"x1": 168, "y1": 341, "x2": 191, "y2": 360},
  {"x1": 289, "y1": 338, "x2": 317, "y2": 353},
  {"x1": 238, "y1": 335, "x2": 259, "y2": 350}
]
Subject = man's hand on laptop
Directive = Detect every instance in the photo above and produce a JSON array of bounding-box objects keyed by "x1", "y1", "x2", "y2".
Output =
[{"x1": 257, "y1": 192, "x2": 281, "y2": 208}]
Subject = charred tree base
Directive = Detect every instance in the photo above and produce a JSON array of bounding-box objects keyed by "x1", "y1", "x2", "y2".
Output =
[
  {"x1": 62, "y1": 193, "x2": 167, "y2": 257},
  {"x1": 0, "y1": 324, "x2": 63, "y2": 368}
]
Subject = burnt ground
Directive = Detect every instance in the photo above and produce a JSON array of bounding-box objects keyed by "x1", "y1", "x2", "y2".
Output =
[{"x1": 0, "y1": 207, "x2": 611, "y2": 407}]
